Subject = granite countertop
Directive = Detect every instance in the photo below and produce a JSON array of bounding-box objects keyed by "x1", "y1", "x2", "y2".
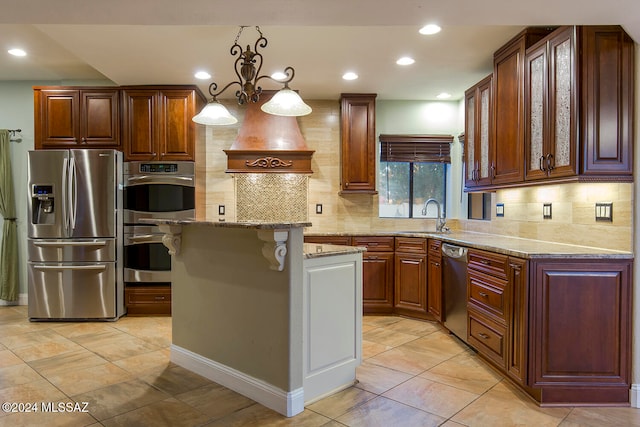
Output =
[
  {"x1": 141, "y1": 219, "x2": 312, "y2": 230},
  {"x1": 303, "y1": 243, "x2": 366, "y2": 259},
  {"x1": 305, "y1": 230, "x2": 633, "y2": 259}
]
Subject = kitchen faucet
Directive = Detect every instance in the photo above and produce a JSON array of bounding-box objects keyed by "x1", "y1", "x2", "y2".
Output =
[{"x1": 422, "y1": 198, "x2": 447, "y2": 232}]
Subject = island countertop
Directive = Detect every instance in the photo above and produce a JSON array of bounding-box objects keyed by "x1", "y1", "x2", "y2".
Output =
[
  {"x1": 141, "y1": 219, "x2": 312, "y2": 230},
  {"x1": 303, "y1": 243, "x2": 366, "y2": 259}
]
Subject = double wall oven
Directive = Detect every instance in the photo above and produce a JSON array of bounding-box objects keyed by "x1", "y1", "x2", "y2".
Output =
[{"x1": 123, "y1": 161, "x2": 194, "y2": 314}]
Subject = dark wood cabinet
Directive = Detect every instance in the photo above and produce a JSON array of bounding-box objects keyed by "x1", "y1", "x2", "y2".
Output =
[
  {"x1": 464, "y1": 75, "x2": 493, "y2": 188},
  {"x1": 304, "y1": 235, "x2": 353, "y2": 246},
  {"x1": 506, "y1": 257, "x2": 528, "y2": 386},
  {"x1": 427, "y1": 239, "x2": 443, "y2": 321},
  {"x1": 525, "y1": 27, "x2": 579, "y2": 181},
  {"x1": 122, "y1": 86, "x2": 204, "y2": 161},
  {"x1": 34, "y1": 87, "x2": 120, "y2": 149},
  {"x1": 579, "y1": 26, "x2": 634, "y2": 179},
  {"x1": 394, "y1": 237, "x2": 428, "y2": 319},
  {"x1": 125, "y1": 285, "x2": 171, "y2": 316},
  {"x1": 353, "y1": 236, "x2": 395, "y2": 314},
  {"x1": 529, "y1": 258, "x2": 632, "y2": 405},
  {"x1": 490, "y1": 29, "x2": 552, "y2": 187},
  {"x1": 467, "y1": 249, "x2": 529, "y2": 387},
  {"x1": 340, "y1": 94, "x2": 377, "y2": 194}
]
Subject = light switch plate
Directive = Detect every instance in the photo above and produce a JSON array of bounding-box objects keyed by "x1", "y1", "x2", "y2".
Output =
[
  {"x1": 595, "y1": 202, "x2": 613, "y2": 222},
  {"x1": 543, "y1": 203, "x2": 552, "y2": 219},
  {"x1": 496, "y1": 203, "x2": 505, "y2": 217},
  {"x1": 315, "y1": 204, "x2": 323, "y2": 214},
  {"x1": 218, "y1": 205, "x2": 225, "y2": 216}
]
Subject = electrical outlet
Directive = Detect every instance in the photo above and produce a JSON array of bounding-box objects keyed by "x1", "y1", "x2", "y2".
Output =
[
  {"x1": 315, "y1": 204, "x2": 323, "y2": 214},
  {"x1": 543, "y1": 203, "x2": 552, "y2": 219},
  {"x1": 218, "y1": 205, "x2": 225, "y2": 216},
  {"x1": 595, "y1": 202, "x2": 613, "y2": 222},
  {"x1": 496, "y1": 203, "x2": 505, "y2": 217}
]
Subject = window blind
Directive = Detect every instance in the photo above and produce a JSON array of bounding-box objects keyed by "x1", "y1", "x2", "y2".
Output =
[{"x1": 379, "y1": 134, "x2": 453, "y2": 163}]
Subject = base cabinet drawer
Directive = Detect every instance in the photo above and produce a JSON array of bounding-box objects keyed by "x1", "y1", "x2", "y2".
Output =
[
  {"x1": 468, "y1": 270, "x2": 507, "y2": 321},
  {"x1": 468, "y1": 309, "x2": 506, "y2": 368},
  {"x1": 126, "y1": 286, "x2": 171, "y2": 316}
]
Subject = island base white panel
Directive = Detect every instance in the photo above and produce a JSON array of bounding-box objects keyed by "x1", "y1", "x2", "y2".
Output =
[
  {"x1": 171, "y1": 344, "x2": 305, "y2": 417},
  {"x1": 631, "y1": 384, "x2": 640, "y2": 408},
  {"x1": 303, "y1": 253, "x2": 363, "y2": 403}
]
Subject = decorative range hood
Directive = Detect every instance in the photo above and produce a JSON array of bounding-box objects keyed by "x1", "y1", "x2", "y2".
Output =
[{"x1": 224, "y1": 91, "x2": 314, "y2": 174}]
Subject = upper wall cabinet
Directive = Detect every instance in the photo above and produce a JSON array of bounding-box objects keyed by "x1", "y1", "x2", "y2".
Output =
[
  {"x1": 465, "y1": 75, "x2": 493, "y2": 188},
  {"x1": 525, "y1": 26, "x2": 578, "y2": 181},
  {"x1": 340, "y1": 93, "x2": 377, "y2": 194},
  {"x1": 525, "y1": 26, "x2": 634, "y2": 182},
  {"x1": 122, "y1": 86, "x2": 205, "y2": 162},
  {"x1": 579, "y1": 26, "x2": 634, "y2": 179},
  {"x1": 34, "y1": 87, "x2": 121, "y2": 149},
  {"x1": 465, "y1": 25, "x2": 634, "y2": 191},
  {"x1": 491, "y1": 28, "x2": 553, "y2": 187}
]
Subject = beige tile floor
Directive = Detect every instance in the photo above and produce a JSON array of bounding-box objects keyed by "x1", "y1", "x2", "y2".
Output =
[{"x1": 0, "y1": 305, "x2": 639, "y2": 426}]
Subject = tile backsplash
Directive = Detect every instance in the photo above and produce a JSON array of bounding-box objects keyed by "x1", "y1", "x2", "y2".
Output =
[
  {"x1": 459, "y1": 182, "x2": 633, "y2": 251},
  {"x1": 235, "y1": 173, "x2": 309, "y2": 222}
]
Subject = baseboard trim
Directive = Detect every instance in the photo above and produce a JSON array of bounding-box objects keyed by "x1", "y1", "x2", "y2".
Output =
[
  {"x1": 170, "y1": 344, "x2": 304, "y2": 417},
  {"x1": 0, "y1": 293, "x2": 27, "y2": 306},
  {"x1": 630, "y1": 384, "x2": 640, "y2": 408}
]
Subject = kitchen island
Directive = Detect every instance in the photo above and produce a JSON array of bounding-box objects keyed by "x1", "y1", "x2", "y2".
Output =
[{"x1": 146, "y1": 220, "x2": 364, "y2": 417}]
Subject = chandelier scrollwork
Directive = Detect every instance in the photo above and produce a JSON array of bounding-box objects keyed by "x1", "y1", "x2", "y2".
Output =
[{"x1": 192, "y1": 26, "x2": 311, "y2": 126}]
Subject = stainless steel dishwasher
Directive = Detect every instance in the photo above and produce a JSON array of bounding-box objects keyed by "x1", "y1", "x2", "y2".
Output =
[{"x1": 442, "y1": 243, "x2": 469, "y2": 343}]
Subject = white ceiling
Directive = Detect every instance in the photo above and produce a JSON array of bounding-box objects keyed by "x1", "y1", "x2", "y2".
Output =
[{"x1": 0, "y1": 0, "x2": 638, "y2": 101}]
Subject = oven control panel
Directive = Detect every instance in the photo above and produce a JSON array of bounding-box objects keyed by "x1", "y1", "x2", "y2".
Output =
[{"x1": 139, "y1": 163, "x2": 178, "y2": 173}]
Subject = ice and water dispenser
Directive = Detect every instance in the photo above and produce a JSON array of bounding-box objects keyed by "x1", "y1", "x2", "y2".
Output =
[{"x1": 31, "y1": 185, "x2": 55, "y2": 224}]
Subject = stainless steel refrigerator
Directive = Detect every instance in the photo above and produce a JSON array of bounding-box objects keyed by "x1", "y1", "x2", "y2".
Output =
[{"x1": 27, "y1": 149, "x2": 124, "y2": 320}]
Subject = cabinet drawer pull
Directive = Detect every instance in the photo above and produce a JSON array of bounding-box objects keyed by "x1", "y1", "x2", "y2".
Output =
[
  {"x1": 434, "y1": 262, "x2": 440, "y2": 267},
  {"x1": 480, "y1": 260, "x2": 491, "y2": 265},
  {"x1": 368, "y1": 256, "x2": 379, "y2": 260},
  {"x1": 478, "y1": 291, "x2": 489, "y2": 298},
  {"x1": 478, "y1": 332, "x2": 490, "y2": 339},
  {"x1": 154, "y1": 296, "x2": 166, "y2": 300}
]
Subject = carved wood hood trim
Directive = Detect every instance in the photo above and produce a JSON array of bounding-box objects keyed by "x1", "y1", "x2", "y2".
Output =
[{"x1": 224, "y1": 91, "x2": 314, "y2": 174}]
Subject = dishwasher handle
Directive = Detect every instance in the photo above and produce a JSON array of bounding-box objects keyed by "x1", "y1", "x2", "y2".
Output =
[{"x1": 441, "y1": 243, "x2": 468, "y2": 260}]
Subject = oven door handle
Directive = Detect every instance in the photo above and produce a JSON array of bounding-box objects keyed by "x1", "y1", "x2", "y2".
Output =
[
  {"x1": 126, "y1": 175, "x2": 194, "y2": 185},
  {"x1": 125, "y1": 234, "x2": 165, "y2": 245}
]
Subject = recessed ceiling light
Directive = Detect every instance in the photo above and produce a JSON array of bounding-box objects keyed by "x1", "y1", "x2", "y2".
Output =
[
  {"x1": 271, "y1": 71, "x2": 288, "y2": 80},
  {"x1": 436, "y1": 92, "x2": 452, "y2": 99},
  {"x1": 396, "y1": 57, "x2": 415, "y2": 66},
  {"x1": 342, "y1": 72, "x2": 358, "y2": 81},
  {"x1": 419, "y1": 24, "x2": 441, "y2": 35},
  {"x1": 8, "y1": 48, "x2": 26, "y2": 57},
  {"x1": 194, "y1": 71, "x2": 211, "y2": 79}
]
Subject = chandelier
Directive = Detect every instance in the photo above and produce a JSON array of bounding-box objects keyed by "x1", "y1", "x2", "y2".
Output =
[{"x1": 192, "y1": 26, "x2": 312, "y2": 126}]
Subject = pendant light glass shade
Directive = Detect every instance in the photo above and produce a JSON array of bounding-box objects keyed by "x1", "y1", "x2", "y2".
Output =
[
  {"x1": 192, "y1": 99, "x2": 238, "y2": 125},
  {"x1": 261, "y1": 88, "x2": 312, "y2": 117}
]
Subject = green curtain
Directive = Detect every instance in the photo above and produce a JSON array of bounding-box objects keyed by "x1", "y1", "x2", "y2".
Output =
[{"x1": 0, "y1": 130, "x2": 18, "y2": 301}]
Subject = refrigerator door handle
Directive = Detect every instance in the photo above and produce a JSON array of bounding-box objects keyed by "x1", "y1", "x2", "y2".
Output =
[
  {"x1": 33, "y1": 241, "x2": 109, "y2": 247},
  {"x1": 32, "y1": 264, "x2": 107, "y2": 272},
  {"x1": 69, "y1": 156, "x2": 77, "y2": 231},
  {"x1": 61, "y1": 157, "x2": 69, "y2": 235}
]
